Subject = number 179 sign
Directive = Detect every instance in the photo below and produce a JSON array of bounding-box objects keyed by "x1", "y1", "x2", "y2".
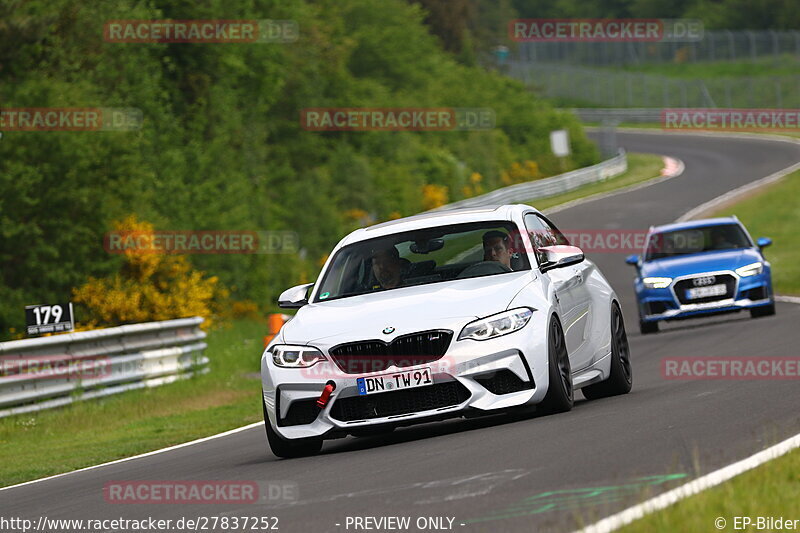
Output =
[{"x1": 25, "y1": 303, "x2": 75, "y2": 336}]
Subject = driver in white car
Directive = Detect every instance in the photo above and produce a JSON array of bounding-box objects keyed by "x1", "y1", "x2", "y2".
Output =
[
  {"x1": 370, "y1": 246, "x2": 409, "y2": 289},
  {"x1": 482, "y1": 231, "x2": 513, "y2": 270}
]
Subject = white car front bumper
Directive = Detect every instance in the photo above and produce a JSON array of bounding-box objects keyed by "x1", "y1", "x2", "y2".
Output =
[{"x1": 261, "y1": 322, "x2": 551, "y2": 440}]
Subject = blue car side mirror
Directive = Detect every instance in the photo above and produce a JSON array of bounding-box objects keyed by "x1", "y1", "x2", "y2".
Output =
[
  {"x1": 757, "y1": 237, "x2": 772, "y2": 249},
  {"x1": 625, "y1": 254, "x2": 639, "y2": 265}
]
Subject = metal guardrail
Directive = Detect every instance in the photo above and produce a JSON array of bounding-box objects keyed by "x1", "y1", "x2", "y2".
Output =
[
  {"x1": 432, "y1": 150, "x2": 627, "y2": 211},
  {"x1": 571, "y1": 108, "x2": 664, "y2": 123},
  {"x1": 0, "y1": 317, "x2": 208, "y2": 418},
  {"x1": 513, "y1": 31, "x2": 800, "y2": 66}
]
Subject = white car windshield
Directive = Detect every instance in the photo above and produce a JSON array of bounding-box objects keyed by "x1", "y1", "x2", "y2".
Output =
[{"x1": 313, "y1": 221, "x2": 530, "y2": 302}]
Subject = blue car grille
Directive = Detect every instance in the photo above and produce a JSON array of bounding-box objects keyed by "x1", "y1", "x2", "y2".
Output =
[{"x1": 674, "y1": 274, "x2": 736, "y2": 305}]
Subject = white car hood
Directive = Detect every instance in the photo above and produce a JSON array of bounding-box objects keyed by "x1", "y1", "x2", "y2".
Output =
[{"x1": 281, "y1": 271, "x2": 535, "y2": 344}]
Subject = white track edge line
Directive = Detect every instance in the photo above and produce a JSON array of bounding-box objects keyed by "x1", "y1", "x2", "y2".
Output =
[
  {"x1": 575, "y1": 128, "x2": 800, "y2": 533},
  {"x1": 575, "y1": 431, "x2": 800, "y2": 533},
  {"x1": 0, "y1": 422, "x2": 262, "y2": 492}
]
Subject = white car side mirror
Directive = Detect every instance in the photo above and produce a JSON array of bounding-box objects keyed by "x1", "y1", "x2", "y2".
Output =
[
  {"x1": 278, "y1": 283, "x2": 313, "y2": 309},
  {"x1": 539, "y1": 245, "x2": 585, "y2": 273}
]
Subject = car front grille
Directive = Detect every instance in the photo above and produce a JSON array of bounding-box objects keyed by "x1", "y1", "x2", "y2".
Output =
[
  {"x1": 329, "y1": 381, "x2": 470, "y2": 422},
  {"x1": 674, "y1": 274, "x2": 736, "y2": 305},
  {"x1": 328, "y1": 330, "x2": 453, "y2": 374}
]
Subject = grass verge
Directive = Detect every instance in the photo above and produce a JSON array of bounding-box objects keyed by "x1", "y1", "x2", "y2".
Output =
[
  {"x1": 0, "y1": 152, "x2": 665, "y2": 488},
  {"x1": 708, "y1": 169, "x2": 800, "y2": 295},
  {"x1": 619, "y1": 444, "x2": 800, "y2": 532}
]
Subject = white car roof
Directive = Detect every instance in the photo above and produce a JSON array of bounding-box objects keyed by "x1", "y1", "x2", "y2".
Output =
[{"x1": 338, "y1": 204, "x2": 537, "y2": 247}]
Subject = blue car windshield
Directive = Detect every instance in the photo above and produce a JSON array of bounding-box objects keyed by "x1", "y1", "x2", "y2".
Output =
[{"x1": 645, "y1": 224, "x2": 752, "y2": 261}]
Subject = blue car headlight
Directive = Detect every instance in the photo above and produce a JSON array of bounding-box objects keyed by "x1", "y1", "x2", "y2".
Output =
[
  {"x1": 643, "y1": 277, "x2": 672, "y2": 289},
  {"x1": 735, "y1": 262, "x2": 763, "y2": 277},
  {"x1": 458, "y1": 308, "x2": 534, "y2": 341}
]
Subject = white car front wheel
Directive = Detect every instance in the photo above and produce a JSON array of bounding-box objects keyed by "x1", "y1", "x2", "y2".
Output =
[{"x1": 263, "y1": 398, "x2": 323, "y2": 458}]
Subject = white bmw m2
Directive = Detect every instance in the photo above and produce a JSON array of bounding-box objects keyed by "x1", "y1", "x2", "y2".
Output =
[{"x1": 261, "y1": 205, "x2": 632, "y2": 457}]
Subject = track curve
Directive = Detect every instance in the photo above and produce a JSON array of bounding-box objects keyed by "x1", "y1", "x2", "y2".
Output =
[{"x1": 2, "y1": 131, "x2": 800, "y2": 533}]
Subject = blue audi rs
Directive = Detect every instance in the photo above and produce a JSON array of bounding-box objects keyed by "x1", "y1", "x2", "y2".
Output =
[{"x1": 626, "y1": 217, "x2": 775, "y2": 334}]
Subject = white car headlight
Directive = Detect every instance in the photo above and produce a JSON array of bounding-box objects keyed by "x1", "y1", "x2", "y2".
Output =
[
  {"x1": 643, "y1": 277, "x2": 672, "y2": 289},
  {"x1": 458, "y1": 308, "x2": 534, "y2": 341},
  {"x1": 271, "y1": 345, "x2": 327, "y2": 368},
  {"x1": 736, "y1": 262, "x2": 763, "y2": 277}
]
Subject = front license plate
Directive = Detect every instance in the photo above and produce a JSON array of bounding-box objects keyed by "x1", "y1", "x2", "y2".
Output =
[
  {"x1": 685, "y1": 284, "x2": 727, "y2": 299},
  {"x1": 357, "y1": 367, "x2": 433, "y2": 396}
]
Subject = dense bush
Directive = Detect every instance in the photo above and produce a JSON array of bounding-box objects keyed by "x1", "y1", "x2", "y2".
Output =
[
  {"x1": 0, "y1": 0, "x2": 598, "y2": 337},
  {"x1": 71, "y1": 216, "x2": 227, "y2": 330}
]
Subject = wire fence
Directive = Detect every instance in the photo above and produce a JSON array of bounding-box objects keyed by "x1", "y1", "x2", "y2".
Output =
[
  {"x1": 513, "y1": 30, "x2": 800, "y2": 65},
  {"x1": 508, "y1": 62, "x2": 800, "y2": 108}
]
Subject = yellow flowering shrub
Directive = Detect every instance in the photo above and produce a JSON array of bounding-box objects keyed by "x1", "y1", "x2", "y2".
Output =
[
  {"x1": 229, "y1": 300, "x2": 260, "y2": 319},
  {"x1": 343, "y1": 208, "x2": 369, "y2": 222},
  {"x1": 342, "y1": 208, "x2": 375, "y2": 230},
  {"x1": 5, "y1": 327, "x2": 24, "y2": 340},
  {"x1": 72, "y1": 215, "x2": 228, "y2": 330},
  {"x1": 421, "y1": 184, "x2": 449, "y2": 210},
  {"x1": 501, "y1": 160, "x2": 542, "y2": 186},
  {"x1": 462, "y1": 172, "x2": 485, "y2": 197}
]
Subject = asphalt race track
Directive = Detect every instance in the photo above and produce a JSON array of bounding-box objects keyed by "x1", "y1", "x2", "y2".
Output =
[{"x1": 3, "y1": 131, "x2": 800, "y2": 533}]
